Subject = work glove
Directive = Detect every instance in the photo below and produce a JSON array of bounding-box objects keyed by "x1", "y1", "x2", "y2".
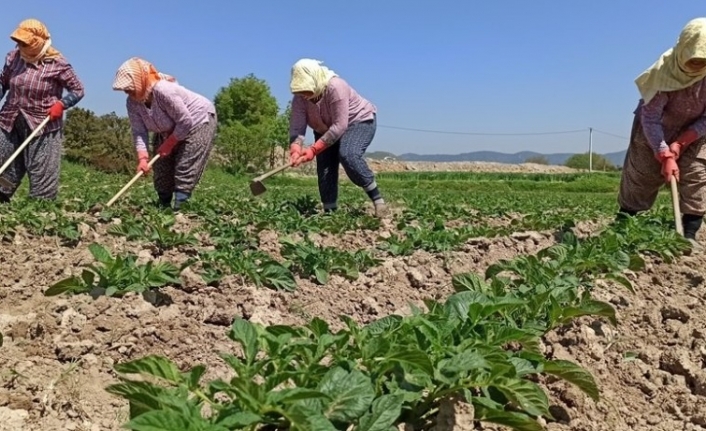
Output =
[
  {"x1": 48, "y1": 101, "x2": 64, "y2": 120},
  {"x1": 289, "y1": 142, "x2": 302, "y2": 165},
  {"x1": 293, "y1": 140, "x2": 328, "y2": 167},
  {"x1": 157, "y1": 134, "x2": 179, "y2": 157},
  {"x1": 669, "y1": 129, "x2": 699, "y2": 159},
  {"x1": 137, "y1": 150, "x2": 151, "y2": 174},
  {"x1": 655, "y1": 149, "x2": 679, "y2": 183}
]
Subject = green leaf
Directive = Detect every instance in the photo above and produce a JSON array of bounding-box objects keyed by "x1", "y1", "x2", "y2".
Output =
[
  {"x1": 105, "y1": 381, "x2": 166, "y2": 419},
  {"x1": 229, "y1": 318, "x2": 260, "y2": 364},
  {"x1": 561, "y1": 299, "x2": 617, "y2": 326},
  {"x1": 44, "y1": 276, "x2": 83, "y2": 296},
  {"x1": 451, "y1": 272, "x2": 488, "y2": 293},
  {"x1": 364, "y1": 315, "x2": 402, "y2": 337},
  {"x1": 125, "y1": 410, "x2": 203, "y2": 431},
  {"x1": 628, "y1": 254, "x2": 645, "y2": 271},
  {"x1": 185, "y1": 365, "x2": 206, "y2": 390},
  {"x1": 81, "y1": 269, "x2": 95, "y2": 287},
  {"x1": 214, "y1": 409, "x2": 262, "y2": 428},
  {"x1": 491, "y1": 378, "x2": 550, "y2": 418},
  {"x1": 356, "y1": 393, "x2": 404, "y2": 431},
  {"x1": 543, "y1": 359, "x2": 600, "y2": 401},
  {"x1": 318, "y1": 367, "x2": 375, "y2": 423},
  {"x1": 314, "y1": 267, "x2": 329, "y2": 285},
  {"x1": 114, "y1": 356, "x2": 184, "y2": 385},
  {"x1": 382, "y1": 348, "x2": 434, "y2": 377},
  {"x1": 475, "y1": 405, "x2": 543, "y2": 431},
  {"x1": 438, "y1": 349, "x2": 489, "y2": 379},
  {"x1": 88, "y1": 243, "x2": 113, "y2": 264},
  {"x1": 444, "y1": 291, "x2": 491, "y2": 321}
]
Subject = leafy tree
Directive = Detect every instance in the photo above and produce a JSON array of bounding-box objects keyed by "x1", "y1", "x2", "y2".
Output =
[
  {"x1": 213, "y1": 73, "x2": 290, "y2": 171},
  {"x1": 564, "y1": 152, "x2": 617, "y2": 171},
  {"x1": 64, "y1": 108, "x2": 134, "y2": 174},
  {"x1": 214, "y1": 74, "x2": 278, "y2": 127}
]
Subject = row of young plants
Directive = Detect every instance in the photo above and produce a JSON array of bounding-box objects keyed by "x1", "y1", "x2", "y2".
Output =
[
  {"x1": 102, "y1": 209, "x2": 690, "y2": 431},
  {"x1": 41, "y1": 193, "x2": 620, "y2": 296}
]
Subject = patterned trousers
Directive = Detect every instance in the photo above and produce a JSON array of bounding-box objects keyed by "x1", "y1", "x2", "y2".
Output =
[
  {"x1": 315, "y1": 114, "x2": 378, "y2": 208},
  {"x1": 618, "y1": 114, "x2": 706, "y2": 216},
  {"x1": 151, "y1": 113, "x2": 217, "y2": 196},
  {"x1": 0, "y1": 114, "x2": 62, "y2": 200}
]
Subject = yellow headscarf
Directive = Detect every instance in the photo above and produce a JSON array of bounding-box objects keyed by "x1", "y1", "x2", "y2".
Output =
[
  {"x1": 289, "y1": 58, "x2": 338, "y2": 97},
  {"x1": 635, "y1": 17, "x2": 706, "y2": 104},
  {"x1": 10, "y1": 19, "x2": 62, "y2": 64},
  {"x1": 112, "y1": 57, "x2": 176, "y2": 103}
]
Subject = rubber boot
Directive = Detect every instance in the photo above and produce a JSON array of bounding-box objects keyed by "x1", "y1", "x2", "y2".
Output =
[
  {"x1": 157, "y1": 192, "x2": 172, "y2": 208},
  {"x1": 173, "y1": 190, "x2": 191, "y2": 211}
]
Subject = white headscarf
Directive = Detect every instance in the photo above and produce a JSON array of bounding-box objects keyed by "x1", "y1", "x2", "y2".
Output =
[
  {"x1": 290, "y1": 58, "x2": 338, "y2": 97},
  {"x1": 635, "y1": 17, "x2": 706, "y2": 104}
]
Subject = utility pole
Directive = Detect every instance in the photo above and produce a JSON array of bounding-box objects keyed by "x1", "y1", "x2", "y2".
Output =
[{"x1": 588, "y1": 127, "x2": 593, "y2": 173}]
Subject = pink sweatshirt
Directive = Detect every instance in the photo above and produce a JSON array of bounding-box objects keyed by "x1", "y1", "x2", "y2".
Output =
[{"x1": 289, "y1": 76, "x2": 376, "y2": 145}]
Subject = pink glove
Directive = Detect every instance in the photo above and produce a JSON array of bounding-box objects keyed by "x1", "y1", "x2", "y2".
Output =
[
  {"x1": 293, "y1": 140, "x2": 328, "y2": 167},
  {"x1": 655, "y1": 149, "x2": 679, "y2": 183},
  {"x1": 48, "y1": 101, "x2": 64, "y2": 120},
  {"x1": 669, "y1": 129, "x2": 699, "y2": 159},
  {"x1": 137, "y1": 150, "x2": 150, "y2": 174},
  {"x1": 289, "y1": 142, "x2": 302, "y2": 165},
  {"x1": 157, "y1": 134, "x2": 179, "y2": 157}
]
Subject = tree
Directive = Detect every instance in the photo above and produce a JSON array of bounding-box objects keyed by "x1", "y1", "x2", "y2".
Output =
[
  {"x1": 214, "y1": 74, "x2": 278, "y2": 127},
  {"x1": 269, "y1": 101, "x2": 291, "y2": 166},
  {"x1": 64, "y1": 108, "x2": 135, "y2": 174},
  {"x1": 213, "y1": 73, "x2": 289, "y2": 172},
  {"x1": 524, "y1": 155, "x2": 550, "y2": 165},
  {"x1": 564, "y1": 152, "x2": 617, "y2": 171}
]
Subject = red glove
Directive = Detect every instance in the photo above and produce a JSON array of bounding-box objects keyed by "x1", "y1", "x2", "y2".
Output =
[
  {"x1": 157, "y1": 134, "x2": 179, "y2": 157},
  {"x1": 655, "y1": 149, "x2": 679, "y2": 183},
  {"x1": 669, "y1": 129, "x2": 699, "y2": 159},
  {"x1": 48, "y1": 101, "x2": 64, "y2": 120},
  {"x1": 289, "y1": 142, "x2": 302, "y2": 165},
  {"x1": 293, "y1": 140, "x2": 328, "y2": 167},
  {"x1": 137, "y1": 150, "x2": 150, "y2": 174}
]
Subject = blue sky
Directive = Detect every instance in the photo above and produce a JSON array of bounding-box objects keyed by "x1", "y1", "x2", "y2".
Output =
[{"x1": 2, "y1": 1, "x2": 703, "y2": 155}]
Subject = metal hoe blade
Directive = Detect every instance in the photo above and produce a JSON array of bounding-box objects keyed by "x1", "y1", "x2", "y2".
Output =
[{"x1": 249, "y1": 180, "x2": 267, "y2": 196}]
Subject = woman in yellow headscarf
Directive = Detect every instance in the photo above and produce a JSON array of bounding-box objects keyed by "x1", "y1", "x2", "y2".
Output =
[
  {"x1": 618, "y1": 17, "x2": 706, "y2": 251},
  {"x1": 288, "y1": 58, "x2": 386, "y2": 217},
  {"x1": 0, "y1": 18, "x2": 84, "y2": 202}
]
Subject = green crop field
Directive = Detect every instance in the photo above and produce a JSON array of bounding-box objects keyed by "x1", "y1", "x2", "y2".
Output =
[{"x1": 0, "y1": 161, "x2": 697, "y2": 431}]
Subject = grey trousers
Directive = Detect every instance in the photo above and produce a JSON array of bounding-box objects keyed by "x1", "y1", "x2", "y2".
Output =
[
  {"x1": 0, "y1": 114, "x2": 62, "y2": 200},
  {"x1": 315, "y1": 114, "x2": 378, "y2": 208},
  {"x1": 151, "y1": 113, "x2": 217, "y2": 195}
]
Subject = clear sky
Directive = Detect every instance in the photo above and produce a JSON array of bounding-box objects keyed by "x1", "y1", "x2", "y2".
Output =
[{"x1": 1, "y1": 1, "x2": 703, "y2": 155}]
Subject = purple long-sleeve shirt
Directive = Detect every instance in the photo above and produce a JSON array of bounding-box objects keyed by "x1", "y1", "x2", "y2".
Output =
[
  {"x1": 636, "y1": 78, "x2": 706, "y2": 153},
  {"x1": 289, "y1": 76, "x2": 376, "y2": 145},
  {"x1": 126, "y1": 80, "x2": 216, "y2": 152}
]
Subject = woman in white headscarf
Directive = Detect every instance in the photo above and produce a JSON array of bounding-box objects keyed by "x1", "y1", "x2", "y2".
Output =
[
  {"x1": 618, "y1": 17, "x2": 706, "y2": 250},
  {"x1": 288, "y1": 58, "x2": 387, "y2": 216}
]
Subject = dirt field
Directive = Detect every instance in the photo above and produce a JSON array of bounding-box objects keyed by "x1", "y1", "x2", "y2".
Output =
[{"x1": 0, "y1": 161, "x2": 703, "y2": 431}]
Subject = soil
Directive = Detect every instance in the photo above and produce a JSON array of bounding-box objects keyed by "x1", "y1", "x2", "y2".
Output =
[
  {"x1": 0, "y1": 163, "x2": 704, "y2": 431},
  {"x1": 365, "y1": 159, "x2": 583, "y2": 174}
]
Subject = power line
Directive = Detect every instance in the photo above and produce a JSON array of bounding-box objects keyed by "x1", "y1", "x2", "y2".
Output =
[
  {"x1": 378, "y1": 124, "x2": 629, "y2": 139},
  {"x1": 377, "y1": 124, "x2": 587, "y2": 136},
  {"x1": 591, "y1": 128, "x2": 628, "y2": 140}
]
